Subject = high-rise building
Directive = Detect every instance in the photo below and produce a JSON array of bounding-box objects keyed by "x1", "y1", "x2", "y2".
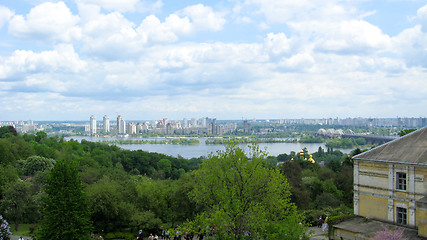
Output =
[
  {"x1": 103, "y1": 115, "x2": 110, "y2": 133},
  {"x1": 117, "y1": 115, "x2": 126, "y2": 134},
  {"x1": 127, "y1": 122, "x2": 136, "y2": 134},
  {"x1": 90, "y1": 115, "x2": 97, "y2": 135}
]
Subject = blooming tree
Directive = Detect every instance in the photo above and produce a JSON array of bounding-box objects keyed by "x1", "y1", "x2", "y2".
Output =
[
  {"x1": 370, "y1": 225, "x2": 407, "y2": 240},
  {"x1": 0, "y1": 215, "x2": 12, "y2": 240}
]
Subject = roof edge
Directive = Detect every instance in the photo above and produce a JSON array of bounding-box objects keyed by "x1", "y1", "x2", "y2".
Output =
[
  {"x1": 352, "y1": 126, "x2": 427, "y2": 160},
  {"x1": 353, "y1": 158, "x2": 427, "y2": 166}
]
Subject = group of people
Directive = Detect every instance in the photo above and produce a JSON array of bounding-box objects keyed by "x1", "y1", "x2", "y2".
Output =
[{"x1": 317, "y1": 216, "x2": 329, "y2": 232}]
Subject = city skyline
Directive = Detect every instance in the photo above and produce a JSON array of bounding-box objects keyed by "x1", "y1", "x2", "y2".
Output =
[{"x1": 0, "y1": 0, "x2": 427, "y2": 121}]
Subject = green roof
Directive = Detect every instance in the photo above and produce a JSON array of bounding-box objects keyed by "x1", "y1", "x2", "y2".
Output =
[{"x1": 353, "y1": 127, "x2": 427, "y2": 165}]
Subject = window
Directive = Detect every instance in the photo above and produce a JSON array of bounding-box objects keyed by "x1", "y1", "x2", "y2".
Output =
[
  {"x1": 396, "y1": 172, "x2": 407, "y2": 190},
  {"x1": 397, "y1": 207, "x2": 407, "y2": 225}
]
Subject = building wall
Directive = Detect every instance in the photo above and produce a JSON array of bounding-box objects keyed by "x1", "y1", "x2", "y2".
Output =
[
  {"x1": 417, "y1": 207, "x2": 427, "y2": 237},
  {"x1": 355, "y1": 160, "x2": 426, "y2": 230},
  {"x1": 358, "y1": 195, "x2": 389, "y2": 220}
]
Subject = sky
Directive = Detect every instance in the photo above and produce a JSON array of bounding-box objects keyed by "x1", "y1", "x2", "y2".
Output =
[{"x1": 0, "y1": 0, "x2": 426, "y2": 121}]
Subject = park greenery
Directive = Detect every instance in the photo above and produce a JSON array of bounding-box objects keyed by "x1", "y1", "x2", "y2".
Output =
[
  {"x1": 0, "y1": 125, "x2": 372, "y2": 239},
  {"x1": 102, "y1": 138, "x2": 201, "y2": 145},
  {"x1": 205, "y1": 135, "x2": 368, "y2": 149}
]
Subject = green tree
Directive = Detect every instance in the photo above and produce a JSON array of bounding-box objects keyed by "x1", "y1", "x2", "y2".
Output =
[
  {"x1": 37, "y1": 159, "x2": 92, "y2": 240},
  {"x1": 188, "y1": 144, "x2": 306, "y2": 240},
  {"x1": 22, "y1": 156, "x2": 54, "y2": 176},
  {"x1": 157, "y1": 158, "x2": 172, "y2": 177},
  {"x1": 0, "y1": 126, "x2": 17, "y2": 138},
  {"x1": 398, "y1": 128, "x2": 417, "y2": 137},
  {"x1": 0, "y1": 180, "x2": 33, "y2": 231},
  {"x1": 280, "y1": 161, "x2": 311, "y2": 209}
]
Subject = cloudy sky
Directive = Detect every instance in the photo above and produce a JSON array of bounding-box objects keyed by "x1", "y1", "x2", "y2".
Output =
[{"x1": 0, "y1": 0, "x2": 426, "y2": 121}]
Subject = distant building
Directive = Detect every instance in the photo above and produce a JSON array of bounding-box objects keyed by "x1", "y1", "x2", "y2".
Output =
[
  {"x1": 127, "y1": 122, "x2": 136, "y2": 134},
  {"x1": 90, "y1": 115, "x2": 96, "y2": 135},
  {"x1": 117, "y1": 115, "x2": 126, "y2": 134},
  {"x1": 103, "y1": 115, "x2": 110, "y2": 133},
  {"x1": 243, "y1": 120, "x2": 251, "y2": 133}
]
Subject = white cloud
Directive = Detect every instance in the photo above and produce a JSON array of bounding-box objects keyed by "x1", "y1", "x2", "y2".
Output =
[
  {"x1": 391, "y1": 25, "x2": 427, "y2": 67},
  {"x1": 290, "y1": 20, "x2": 390, "y2": 55},
  {"x1": 0, "y1": 6, "x2": 13, "y2": 29},
  {"x1": 263, "y1": 32, "x2": 294, "y2": 58},
  {"x1": 77, "y1": 0, "x2": 140, "y2": 12},
  {"x1": 0, "y1": 44, "x2": 86, "y2": 79},
  {"x1": 277, "y1": 53, "x2": 315, "y2": 71},
  {"x1": 137, "y1": 14, "x2": 190, "y2": 44},
  {"x1": 417, "y1": 4, "x2": 427, "y2": 32},
  {"x1": 178, "y1": 4, "x2": 226, "y2": 32},
  {"x1": 8, "y1": 1, "x2": 81, "y2": 42}
]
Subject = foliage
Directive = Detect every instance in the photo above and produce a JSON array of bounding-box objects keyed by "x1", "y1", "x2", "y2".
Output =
[
  {"x1": 0, "y1": 180, "x2": 36, "y2": 232},
  {"x1": 280, "y1": 161, "x2": 310, "y2": 209},
  {"x1": 398, "y1": 128, "x2": 417, "y2": 137},
  {"x1": 101, "y1": 138, "x2": 200, "y2": 145},
  {"x1": 0, "y1": 215, "x2": 12, "y2": 240},
  {"x1": 369, "y1": 225, "x2": 407, "y2": 240},
  {"x1": 188, "y1": 143, "x2": 304, "y2": 239},
  {"x1": 299, "y1": 135, "x2": 325, "y2": 143},
  {"x1": 326, "y1": 138, "x2": 367, "y2": 148},
  {"x1": 36, "y1": 159, "x2": 92, "y2": 240},
  {"x1": 0, "y1": 126, "x2": 17, "y2": 138},
  {"x1": 22, "y1": 156, "x2": 54, "y2": 176}
]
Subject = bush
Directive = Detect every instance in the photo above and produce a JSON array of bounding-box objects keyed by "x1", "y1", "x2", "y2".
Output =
[{"x1": 0, "y1": 215, "x2": 12, "y2": 240}]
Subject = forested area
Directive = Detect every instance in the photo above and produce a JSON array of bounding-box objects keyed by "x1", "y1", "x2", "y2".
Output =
[{"x1": 0, "y1": 125, "x2": 360, "y2": 239}]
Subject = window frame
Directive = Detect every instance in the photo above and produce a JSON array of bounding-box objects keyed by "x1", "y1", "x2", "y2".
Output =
[
  {"x1": 396, "y1": 207, "x2": 407, "y2": 225},
  {"x1": 396, "y1": 172, "x2": 407, "y2": 191}
]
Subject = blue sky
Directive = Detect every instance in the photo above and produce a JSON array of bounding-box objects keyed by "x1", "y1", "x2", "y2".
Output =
[{"x1": 0, "y1": 0, "x2": 426, "y2": 121}]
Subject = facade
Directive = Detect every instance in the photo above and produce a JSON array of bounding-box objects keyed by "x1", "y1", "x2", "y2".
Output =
[
  {"x1": 127, "y1": 122, "x2": 136, "y2": 134},
  {"x1": 117, "y1": 115, "x2": 126, "y2": 134},
  {"x1": 103, "y1": 115, "x2": 110, "y2": 133},
  {"x1": 353, "y1": 127, "x2": 427, "y2": 238},
  {"x1": 90, "y1": 115, "x2": 96, "y2": 135}
]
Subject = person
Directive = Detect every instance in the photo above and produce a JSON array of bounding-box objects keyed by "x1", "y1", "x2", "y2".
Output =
[
  {"x1": 149, "y1": 233, "x2": 154, "y2": 240},
  {"x1": 18, "y1": 237, "x2": 24, "y2": 240},
  {"x1": 340, "y1": 237, "x2": 344, "y2": 240},
  {"x1": 322, "y1": 221, "x2": 328, "y2": 232},
  {"x1": 137, "y1": 230, "x2": 143, "y2": 240},
  {"x1": 166, "y1": 229, "x2": 170, "y2": 240},
  {"x1": 318, "y1": 216, "x2": 323, "y2": 228}
]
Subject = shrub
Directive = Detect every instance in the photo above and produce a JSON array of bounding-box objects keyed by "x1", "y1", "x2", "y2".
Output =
[{"x1": 0, "y1": 215, "x2": 12, "y2": 240}]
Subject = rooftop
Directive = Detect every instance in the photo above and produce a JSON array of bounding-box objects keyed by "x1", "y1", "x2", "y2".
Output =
[{"x1": 353, "y1": 126, "x2": 427, "y2": 165}]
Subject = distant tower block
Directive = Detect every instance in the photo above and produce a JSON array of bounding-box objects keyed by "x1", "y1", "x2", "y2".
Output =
[
  {"x1": 103, "y1": 115, "x2": 110, "y2": 133},
  {"x1": 117, "y1": 115, "x2": 126, "y2": 134},
  {"x1": 90, "y1": 115, "x2": 97, "y2": 135}
]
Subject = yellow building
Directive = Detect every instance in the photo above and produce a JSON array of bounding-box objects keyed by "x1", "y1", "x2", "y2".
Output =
[{"x1": 353, "y1": 127, "x2": 427, "y2": 237}]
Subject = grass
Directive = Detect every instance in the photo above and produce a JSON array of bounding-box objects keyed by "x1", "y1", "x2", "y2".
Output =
[{"x1": 9, "y1": 223, "x2": 36, "y2": 237}]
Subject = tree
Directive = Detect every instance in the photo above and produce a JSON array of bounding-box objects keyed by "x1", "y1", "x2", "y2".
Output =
[
  {"x1": 369, "y1": 225, "x2": 407, "y2": 240},
  {"x1": 280, "y1": 161, "x2": 310, "y2": 209},
  {"x1": 37, "y1": 159, "x2": 92, "y2": 239},
  {"x1": 0, "y1": 180, "x2": 32, "y2": 232},
  {"x1": 398, "y1": 128, "x2": 416, "y2": 137},
  {"x1": 0, "y1": 215, "x2": 11, "y2": 240},
  {"x1": 22, "y1": 156, "x2": 54, "y2": 176},
  {"x1": 0, "y1": 126, "x2": 17, "y2": 138},
  {"x1": 157, "y1": 158, "x2": 172, "y2": 178},
  {"x1": 188, "y1": 144, "x2": 306, "y2": 240}
]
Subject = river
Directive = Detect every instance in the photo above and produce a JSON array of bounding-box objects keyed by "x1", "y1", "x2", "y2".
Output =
[{"x1": 65, "y1": 136, "x2": 355, "y2": 159}]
